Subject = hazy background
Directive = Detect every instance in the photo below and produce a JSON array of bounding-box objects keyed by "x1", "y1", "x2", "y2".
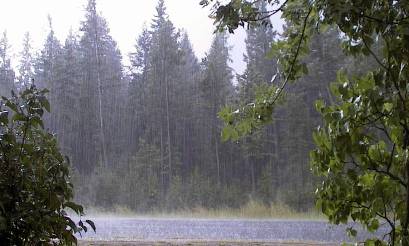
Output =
[{"x1": 0, "y1": 0, "x2": 283, "y2": 75}]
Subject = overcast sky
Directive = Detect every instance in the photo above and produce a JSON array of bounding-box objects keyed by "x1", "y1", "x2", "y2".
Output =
[{"x1": 0, "y1": 0, "x2": 283, "y2": 75}]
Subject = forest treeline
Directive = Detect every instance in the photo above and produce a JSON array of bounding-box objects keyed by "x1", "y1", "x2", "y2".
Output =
[{"x1": 0, "y1": 0, "x2": 368, "y2": 212}]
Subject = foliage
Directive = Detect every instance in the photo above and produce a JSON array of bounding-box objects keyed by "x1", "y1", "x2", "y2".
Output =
[
  {"x1": 0, "y1": 85, "x2": 94, "y2": 245},
  {"x1": 311, "y1": 67, "x2": 409, "y2": 245},
  {"x1": 203, "y1": 0, "x2": 409, "y2": 245}
]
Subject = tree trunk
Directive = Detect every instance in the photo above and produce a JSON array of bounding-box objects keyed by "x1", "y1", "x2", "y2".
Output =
[
  {"x1": 215, "y1": 132, "x2": 220, "y2": 186},
  {"x1": 92, "y1": 7, "x2": 107, "y2": 168},
  {"x1": 165, "y1": 72, "x2": 172, "y2": 181}
]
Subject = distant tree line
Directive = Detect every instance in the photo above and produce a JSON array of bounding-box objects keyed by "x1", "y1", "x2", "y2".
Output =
[{"x1": 0, "y1": 0, "x2": 365, "y2": 212}]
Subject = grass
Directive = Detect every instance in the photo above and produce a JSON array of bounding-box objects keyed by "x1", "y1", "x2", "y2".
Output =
[{"x1": 83, "y1": 200, "x2": 324, "y2": 220}]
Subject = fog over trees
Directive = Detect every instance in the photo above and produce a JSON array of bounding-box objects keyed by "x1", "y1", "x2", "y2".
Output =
[{"x1": 0, "y1": 0, "x2": 365, "y2": 212}]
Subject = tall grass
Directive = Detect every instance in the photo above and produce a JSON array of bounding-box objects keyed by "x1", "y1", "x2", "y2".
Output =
[
  {"x1": 166, "y1": 200, "x2": 322, "y2": 220},
  {"x1": 85, "y1": 200, "x2": 323, "y2": 220}
]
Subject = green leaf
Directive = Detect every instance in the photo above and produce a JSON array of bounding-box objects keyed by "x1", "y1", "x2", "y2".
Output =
[
  {"x1": 364, "y1": 240, "x2": 376, "y2": 246},
  {"x1": 347, "y1": 227, "x2": 357, "y2": 237},
  {"x1": 360, "y1": 173, "x2": 375, "y2": 187},
  {"x1": 86, "y1": 219, "x2": 96, "y2": 232},
  {"x1": 356, "y1": 73, "x2": 375, "y2": 91},
  {"x1": 64, "y1": 201, "x2": 84, "y2": 215},
  {"x1": 39, "y1": 95, "x2": 50, "y2": 112},
  {"x1": 368, "y1": 219, "x2": 379, "y2": 232},
  {"x1": 31, "y1": 117, "x2": 44, "y2": 129},
  {"x1": 383, "y1": 102, "x2": 393, "y2": 112},
  {"x1": 0, "y1": 111, "x2": 8, "y2": 125},
  {"x1": 79, "y1": 220, "x2": 87, "y2": 233},
  {"x1": 221, "y1": 125, "x2": 235, "y2": 141},
  {"x1": 315, "y1": 99, "x2": 325, "y2": 112},
  {"x1": 65, "y1": 216, "x2": 78, "y2": 232},
  {"x1": 5, "y1": 101, "x2": 17, "y2": 112},
  {"x1": 12, "y1": 113, "x2": 25, "y2": 122}
]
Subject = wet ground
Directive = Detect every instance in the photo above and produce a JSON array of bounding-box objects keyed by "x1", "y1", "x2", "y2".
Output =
[{"x1": 78, "y1": 217, "x2": 383, "y2": 245}]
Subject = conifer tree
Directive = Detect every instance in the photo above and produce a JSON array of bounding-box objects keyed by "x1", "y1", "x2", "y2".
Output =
[
  {"x1": 200, "y1": 32, "x2": 234, "y2": 187},
  {"x1": 236, "y1": 2, "x2": 277, "y2": 199},
  {"x1": 18, "y1": 32, "x2": 34, "y2": 90},
  {"x1": 34, "y1": 16, "x2": 62, "y2": 132},
  {"x1": 0, "y1": 31, "x2": 15, "y2": 97},
  {"x1": 78, "y1": 0, "x2": 123, "y2": 173},
  {"x1": 146, "y1": 0, "x2": 182, "y2": 191}
]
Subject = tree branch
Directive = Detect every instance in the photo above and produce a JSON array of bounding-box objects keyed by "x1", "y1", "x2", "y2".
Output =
[
  {"x1": 361, "y1": 37, "x2": 388, "y2": 70},
  {"x1": 350, "y1": 154, "x2": 406, "y2": 188},
  {"x1": 270, "y1": 7, "x2": 312, "y2": 106},
  {"x1": 248, "y1": 0, "x2": 290, "y2": 22}
]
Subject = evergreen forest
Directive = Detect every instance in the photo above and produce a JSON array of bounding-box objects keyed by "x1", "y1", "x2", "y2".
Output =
[{"x1": 0, "y1": 0, "x2": 373, "y2": 213}]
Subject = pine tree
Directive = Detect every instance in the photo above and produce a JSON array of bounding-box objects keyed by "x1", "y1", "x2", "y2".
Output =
[
  {"x1": 56, "y1": 30, "x2": 82, "y2": 161},
  {"x1": 145, "y1": 0, "x2": 182, "y2": 192},
  {"x1": 176, "y1": 32, "x2": 201, "y2": 179},
  {"x1": 0, "y1": 31, "x2": 15, "y2": 97},
  {"x1": 34, "y1": 16, "x2": 63, "y2": 132},
  {"x1": 239, "y1": 2, "x2": 277, "y2": 102},
  {"x1": 128, "y1": 26, "x2": 151, "y2": 152},
  {"x1": 123, "y1": 139, "x2": 161, "y2": 211},
  {"x1": 78, "y1": 0, "x2": 123, "y2": 173},
  {"x1": 200, "y1": 32, "x2": 234, "y2": 188},
  {"x1": 236, "y1": 3, "x2": 278, "y2": 199},
  {"x1": 274, "y1": 26, "x2": 347, "y2": 209},
  {"x1": 18, "y1": 32, "x2": 34, "y2": 90}
]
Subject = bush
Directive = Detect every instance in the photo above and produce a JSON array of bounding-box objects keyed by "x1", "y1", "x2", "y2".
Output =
[{"x1": 0, "y1": 86, "x2": 94, "y2": 245}]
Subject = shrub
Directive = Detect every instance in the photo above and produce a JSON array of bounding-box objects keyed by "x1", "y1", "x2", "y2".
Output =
[{"x1": 0, "y1": 86, "x2": 94, "y2": 245}]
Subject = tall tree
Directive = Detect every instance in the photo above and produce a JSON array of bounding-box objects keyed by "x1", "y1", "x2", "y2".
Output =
[
  {"x1": 78, "y1": 0, "x2": 123, "y2": 173},
  {"x1": 34, "y1": 16, "x2": 63, "y2": 132},
  {"x1": 200, "y1": 32, "x2": 234, "y2": 187},
  {"x1": 18, "y1": 32, "x2": 34, "y2": 90},
  {"x1": 0, "y1": 31, "x2": 15, "y2": 97},
  {"x1": 236, "y1": 2, "x2": 277, "y2": 199},
  {"x1": 176, "y1": 32, "x2": 201, "y2": 180},
  {"x1": 128, "y1": 26, "x2": 151, "y2": 152},
  {"x1": 56, "y1": 30, "x2": 82, "y2": 161},
  {"x1": 146, "y1": 0, "x2": 182, "y2": 192}
]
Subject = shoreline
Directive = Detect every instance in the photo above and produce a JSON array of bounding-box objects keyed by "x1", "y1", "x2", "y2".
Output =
[{"x1": 78, "y1": 239, "x2": 337, "y2": 246}]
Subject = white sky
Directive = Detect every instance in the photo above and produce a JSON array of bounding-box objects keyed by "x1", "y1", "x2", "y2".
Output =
[{"x1": 0, "y1": 0, "x2": 283, "y2": 75}]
